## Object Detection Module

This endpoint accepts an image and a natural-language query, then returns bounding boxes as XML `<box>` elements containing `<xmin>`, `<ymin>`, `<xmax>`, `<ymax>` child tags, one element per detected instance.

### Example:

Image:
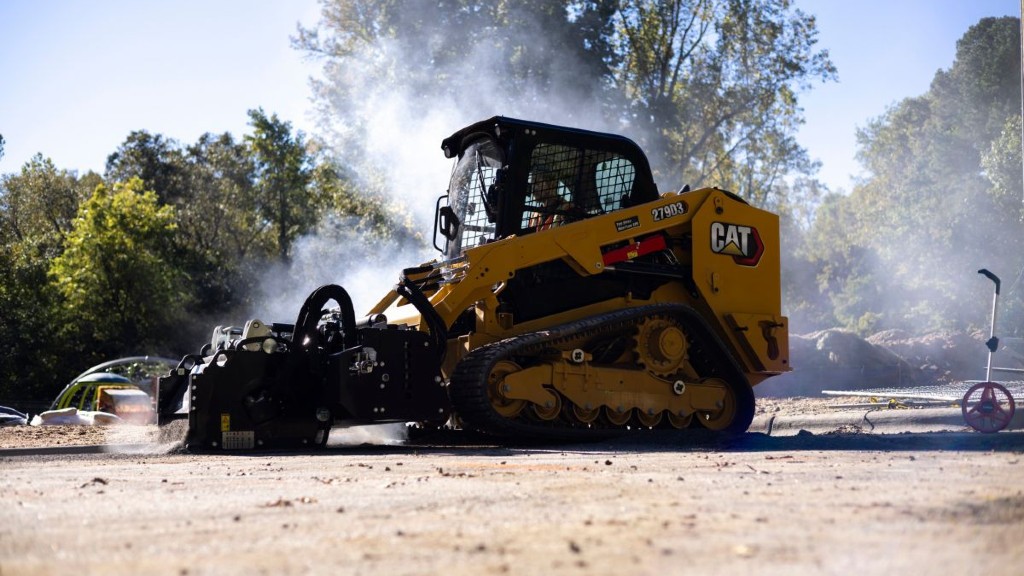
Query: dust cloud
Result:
<box><xmin>327</xmin><ymin>423</ymin><xmax>408</xmax><ymax>447</ymax></box>
<box><xmin>253</xmin><ymin>5</ymin><xmax>619</xmax><ymax>322</ymax></box>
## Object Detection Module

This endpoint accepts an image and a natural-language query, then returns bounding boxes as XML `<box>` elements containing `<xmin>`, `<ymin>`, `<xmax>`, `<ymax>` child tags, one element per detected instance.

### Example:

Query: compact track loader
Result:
<box><xmin>158</xmin><ymin>117</ymin><xmax>789</xmax><ymax>449</ymax></box>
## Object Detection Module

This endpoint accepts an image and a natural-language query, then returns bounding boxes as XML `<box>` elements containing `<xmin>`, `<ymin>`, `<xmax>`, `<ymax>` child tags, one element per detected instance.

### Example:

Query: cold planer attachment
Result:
<box><xmin>159</xmin><ymin>283</ymin><xmax>450</xmax><ymax>450</ymax></box>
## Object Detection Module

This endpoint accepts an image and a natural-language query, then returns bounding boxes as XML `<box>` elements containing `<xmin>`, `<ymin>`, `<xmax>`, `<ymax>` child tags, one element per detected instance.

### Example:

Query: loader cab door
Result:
<box><xmin>439</xmin><ymin>136</ymin><xmax>505</xmax><ymax>258</ymax></box>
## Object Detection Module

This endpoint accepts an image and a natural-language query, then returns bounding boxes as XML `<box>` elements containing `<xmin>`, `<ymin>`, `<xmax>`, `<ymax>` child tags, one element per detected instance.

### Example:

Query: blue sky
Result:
<box><xmin>0</xmin><ymin>0</ymin><xmax>321</xmax><ymax>175</ymax></box>
<box><xmin>0</xmin><ymin>0</ymin><xmax>1020</xmax><ymax>193</ymax></box>
<box><xmin>798</xmin><ymin>0</ymin><xmax>1020</xmax><ymax>191</ymax></box>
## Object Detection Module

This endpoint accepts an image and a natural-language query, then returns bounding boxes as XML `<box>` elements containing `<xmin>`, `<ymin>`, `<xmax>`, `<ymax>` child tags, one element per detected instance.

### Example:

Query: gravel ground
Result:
<box><xmin>0</xmin><ymin>396</ymin><xmax>865</xmax><ymax>450</ymax></box>
<box><xmin>2</xmin><ymin>397</ymin><xmax>1023</xmax><ymax>575</ymax></box>
<box><xmin>0</xmin><ymin>423</ymin><xmax>159</xmax><ymax>449</ymax></box>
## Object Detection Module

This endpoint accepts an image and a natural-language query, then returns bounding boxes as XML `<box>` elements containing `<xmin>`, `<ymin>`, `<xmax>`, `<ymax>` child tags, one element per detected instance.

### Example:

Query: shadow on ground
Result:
<box><xmin>4</xmin><ymin>428</ymin><xmax>1023</xmax><ymax>459</ymax></box>
<box><xmin>258</xmin><ymin>428</ymin><xmax>1024</xmax><ymax>456</ymax></box>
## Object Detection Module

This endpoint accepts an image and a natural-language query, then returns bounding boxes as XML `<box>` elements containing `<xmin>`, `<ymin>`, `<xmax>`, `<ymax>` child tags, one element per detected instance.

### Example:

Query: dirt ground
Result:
<box><xmin>0</xmin><ymin>396</ymin><xmax>859</xmax><ymax>450</ymax></box>
<box><xmin>2</xmin><ymin>398</ymin><xmax>1023</xmax><ymax>575</ymax></box>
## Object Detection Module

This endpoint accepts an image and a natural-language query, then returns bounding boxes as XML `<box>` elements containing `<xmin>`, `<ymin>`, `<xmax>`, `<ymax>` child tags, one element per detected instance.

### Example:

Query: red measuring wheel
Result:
<box><xmin>961</xmin><ymin>382</ymin><xmax>1016</xmax><ymax>433</ymax></box>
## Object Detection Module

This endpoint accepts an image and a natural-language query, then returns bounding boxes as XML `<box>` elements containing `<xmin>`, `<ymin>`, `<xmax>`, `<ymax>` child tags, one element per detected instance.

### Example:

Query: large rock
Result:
<box><xmin>756</xmin><ymin>328</ymin><xmax>1014</xmax><ymax>398</ymax></box>
<box><xmin>865</xmin><ymin>329</ymin><xmax>990</xmax><ymax>383</ymax></box>
<box><xmin>758</xmin><ymin>329</ymin><xmax>924</xmax><ymax>397</ymax></box>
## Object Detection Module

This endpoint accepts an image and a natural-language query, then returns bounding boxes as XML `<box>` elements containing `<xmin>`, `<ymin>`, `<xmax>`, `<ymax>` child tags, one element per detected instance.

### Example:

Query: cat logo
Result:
<box><xmin>710</xmin><ymin>222</ymin><xmax>764</xmax><ymax>266</ymax></box>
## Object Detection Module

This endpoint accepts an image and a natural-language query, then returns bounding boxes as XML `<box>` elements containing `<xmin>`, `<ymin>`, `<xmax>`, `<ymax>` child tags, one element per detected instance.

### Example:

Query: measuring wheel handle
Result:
<box><xmin>961</xmin><ymin>382</ymin><xmax>1015</xmax><ymax>433</ymax></box>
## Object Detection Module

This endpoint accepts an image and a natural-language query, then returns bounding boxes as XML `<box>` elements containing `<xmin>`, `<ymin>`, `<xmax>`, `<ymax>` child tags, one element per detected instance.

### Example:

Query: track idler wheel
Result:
<box><xmin>571</xmin><ymin>403</ymin><xmax>601</xmax><ymax>424</ymax></box>
<box><xmin>604</xmin><ymin>406</ymin><xmax>633</xmax><ymax>426</ymax></box>
<box><xmin>487</xmin><ymin>360</ymin><xmax>526</xmax><ymax>418</ymax></box>
<box><xmin>530</xmin><ymin>391</ymin><xmax>562</xmax><ymax>421</ymax></box>
<box><xmin>667</xmin><ymin>411</ymin><xmax>694</xmax><ymax>429</ymax></box>
<box><xmin>694</xmin><ymin>377</ymin><xmax>755</xmax><ymax>433</ymax></box>
<box><xmin>636</xmin><ymin>409</ymin><xmax>663</xmax><ymax>428</ymax></box>
<box><xmin>962</xmin><ymin>382</ymin><xmax>1016</xmax><ymax>433</ymax></box>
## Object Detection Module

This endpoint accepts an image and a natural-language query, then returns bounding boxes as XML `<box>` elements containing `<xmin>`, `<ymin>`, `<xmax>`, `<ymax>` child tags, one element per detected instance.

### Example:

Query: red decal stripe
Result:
<box><xmin>602</xmin><ymin>235</ymin><xmax>668</xmax><ymax>266</ymax></box>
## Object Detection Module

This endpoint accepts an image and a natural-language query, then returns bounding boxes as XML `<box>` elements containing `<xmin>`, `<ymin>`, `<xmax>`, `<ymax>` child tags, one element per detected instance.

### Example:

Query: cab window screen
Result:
<box><xmin>447</xmin><ymin>138</ymin><xmax>502</xmax><ymax>256</ymax></box>
<box><xmin>595</xmin><ymin>157</ymin><xmax>636</xmax><ymax>212</ymax></box>
<box><xmin>521</xmin><ymin>143</ymin><xmax>637</xmax><ymax>231</ymax></box>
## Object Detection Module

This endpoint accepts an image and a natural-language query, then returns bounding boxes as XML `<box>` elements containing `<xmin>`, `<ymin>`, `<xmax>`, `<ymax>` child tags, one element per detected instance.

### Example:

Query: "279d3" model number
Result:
<box><xmin>651</xmin><ymin>201</ymin><xmax>687</xmax><ymax>222</ymax></box>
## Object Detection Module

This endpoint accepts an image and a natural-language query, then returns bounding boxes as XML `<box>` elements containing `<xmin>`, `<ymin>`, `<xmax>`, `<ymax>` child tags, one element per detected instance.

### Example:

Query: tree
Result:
<box><xmin>981</xmin><ymin>113</ymin><xmax>1024</xmax><ymax>211</ymax></box>
<box><xmin>174</xmin><ymin>132</ymin><xmax>265</xmax><ymax>314</ymax></box>
<box><xmin>1</xmin><ymin>116</ymin><xmax>420</xmax><ymax>406</ymax></box>
<box><xmin>49</xmin><ymin>178</ymin><xmax>188</xmax><ymax>356</ymax></box>
<box><xmin>295</xmin><ymin>0</ymin><xmax>620</xmax><ymax>122</ymax></box>
<box><xmin>104</xmin><ymin>129</ymin><xmax>269</xmax><ymax>315</ymax></box>
<box><xmin>245</xmin><ymin>108</ymin><xmax>319</xmax><ymax>261</ymax></box>
<box><xmin>0</xmin><ymin>158</ymin><xmax>99</xmax><ymax>402</ymax></box>
<box><xmin>0</xmin><ymin>158</ymin><xmax>97</xmax><ymax>336</ymax></box>
<box><xmin>1</xmin><ymin>155</ymin><xmax>92</xmax><ymax>250</ymax></box>
<box><xmin>614</xmin><ymin>0</ymin><xmax>835</xmax><ymax>202</ymax></box>
<box><xmin>798</xmin><ymin>17</ymin><xmax>1023</xmax><ymax>334</ymax></box>
<box><xmin>106</xmin><ymin>131</ymin><xmax>189</xmax><ymax>204</ymax></box>
<box><xmin>309</xmin><ymin>158</ymin><xmax>419</xmax><ymax>242</ymax></box>
<box><xmin>102</xmin><ymin>117</ymin><xmax>417</xmax><ymax>321</ymax></box>
<box><xmin>295</xmin><ymin>0</ymin><xmax>834</xmax><ymax>207</ymax></box>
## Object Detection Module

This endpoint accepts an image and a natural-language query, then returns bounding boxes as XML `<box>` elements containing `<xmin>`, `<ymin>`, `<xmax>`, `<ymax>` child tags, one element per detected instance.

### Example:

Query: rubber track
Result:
<box><xmin>448</xmin><ymin>303</ymin><xmax>754</xmax><ymax>441</ymax></box>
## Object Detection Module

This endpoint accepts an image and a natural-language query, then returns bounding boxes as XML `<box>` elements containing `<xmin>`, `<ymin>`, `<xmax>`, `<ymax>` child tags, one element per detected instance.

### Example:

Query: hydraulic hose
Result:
<box><xmin>292</xmin><ymin>284</ymin><xmax>358</xmax><ymax>352</ymax></box>
<box><xmin>396</xmin><ymin>275</ymin><xmax>448</xmax><ymax>363</ymax></box>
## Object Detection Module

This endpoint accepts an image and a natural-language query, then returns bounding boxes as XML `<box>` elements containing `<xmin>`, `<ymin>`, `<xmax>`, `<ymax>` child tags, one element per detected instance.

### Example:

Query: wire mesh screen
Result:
<box><xmin>522</xmin><ymin>144</ymin><xmax>637</xmax><ymax>232</ymax></box>
<box><xmin>448</xmin><ymin>140</ymin><xmax>501</xmax><ymax>254</ymax></box>
<box><xmin>455</xmin><ymin>164</ymin><xmax>497</xmax><ymax>251</ymax></box>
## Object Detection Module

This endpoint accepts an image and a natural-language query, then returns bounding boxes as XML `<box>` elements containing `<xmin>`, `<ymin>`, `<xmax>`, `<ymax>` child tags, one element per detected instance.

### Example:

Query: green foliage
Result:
<box><xmin>310</xmin><ymin>159</ymin><xmax>419</xmax><ymax>242</ymax></box>
<box><xmin>104</xmin><ymin>118</ymin><xmax>416</xmax><ymax>320</ymax></box>
<box><xmin>797</xmin><ymin>16</ymin><xmax>1024</xmax><ymax>335</ymax></box>
<box><xmin>49</xmin><ymin>178</ymin><xmax>188</xmax><ymax>355</ymax></box>
<box><xmin>296</xmin><ymin>0</ymin><xmax>619</xmax><ymax>112</ymax></box>
<box><xmin>174</xmin><ymin>132</ymin><xmax>264</xmax><ymax>313</ymax></box>
<box><xmin>1</xmin><ymin>155</ymin><xmax>91</xmax><ymax>251</ymax></box>
<box><xmin>982</xmin><ymin>114</ymin><xmax>1024</xmax><ymax>206</ymax></box>
<box><xmin>245</xmin><ymin>108</ymin><xmax>320</xmax><ymax>261</ymax></box>
<box><xmin>0</xmin><ymin>113</ymin><xmax>417</xmax><ymax>406</ymax></box>
<box><xmin>0</xmin><ymin>238</ymin><xmax>64</xmax><ymax>404</ymax></box>
<box><xmin>106</xmin><ymin>131</ymin><xmax>189</xmax><ymax>204</ymax></box>
<box><xmin>615</xmin><ymin>0</ymin><xmax>835</xmax><ymax>203</ymax></box>
<box><xmin>297</xmin><ymin>0</ymin><xmax>834</xmax><ymax>208</ymax></box>
<box><xmin>0</xmin><ymin>158</ymin><xmax>102</xmax><ymax>403</ymax></box>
